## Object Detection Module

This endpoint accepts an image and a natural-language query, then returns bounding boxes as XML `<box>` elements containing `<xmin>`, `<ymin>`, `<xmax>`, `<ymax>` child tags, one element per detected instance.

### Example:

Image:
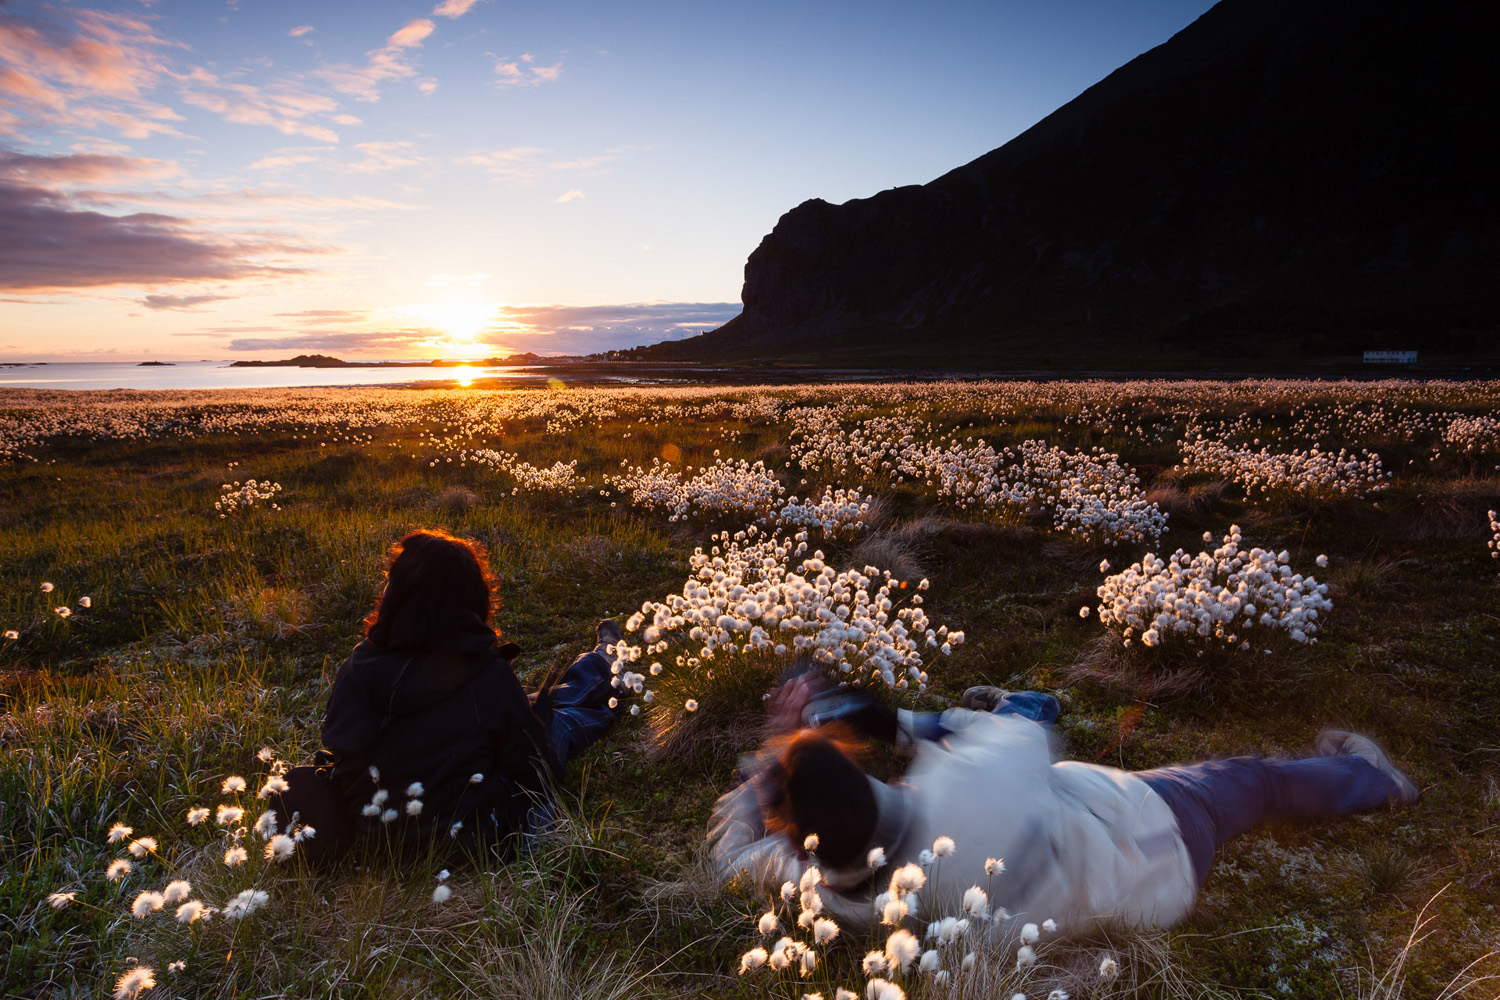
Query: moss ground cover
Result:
<box><xmin>1</xmin><ymin>380</ymin><xmax>1497</xmax><ymax>998</ymax></box>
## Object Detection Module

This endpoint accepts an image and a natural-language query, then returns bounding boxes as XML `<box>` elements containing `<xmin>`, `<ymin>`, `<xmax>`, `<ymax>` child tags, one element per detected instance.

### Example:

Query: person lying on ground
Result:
<box><xmin>709</xmin><ymin>667</ymin><xmax>1419</xmax><ymax>938</ymax></box>
<box><xmin>287</xmin><ymin>529</ymin><xmax>625</xmax><ymax>860</ymax></box>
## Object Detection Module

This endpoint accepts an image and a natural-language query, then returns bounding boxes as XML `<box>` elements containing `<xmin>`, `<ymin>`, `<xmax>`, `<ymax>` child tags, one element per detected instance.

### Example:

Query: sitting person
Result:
<box><xmin>709</xmin><ymin>668</ymin><xmax>1419</xmax><ymax>936</ymax></box>
<box><xmin>316</xmin><ymin>529</ymin><xmax>623</xmax><ymax>856</ymax></box>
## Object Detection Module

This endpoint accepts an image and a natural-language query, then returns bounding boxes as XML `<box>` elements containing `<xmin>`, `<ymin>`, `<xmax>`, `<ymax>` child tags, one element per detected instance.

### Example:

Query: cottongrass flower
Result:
<box><xmin>406</xmin><ymin>781</ymin><xmax>425</xmax><ymax>797</ymax></box>
<box><xmin>1016</xmin><ymin>944</ymin><xmax>1037</xmax><ymax>969</ymax></box>
<box><xmin>371</xmin><ymin>788</ymin><xmax>390</xmax><ymax>807</ymax></box>
<box><xmin>257</xmin><ymin>775</ymin><xmax>290</xmax><ymax>799</ymax></box>
<box><xmin>222</xmin><ymin>888</ymin><xmax>269</xmax><ymax>919</ymax></box>
<box><xmin>1099</xmin><ymin>955</ymin><xmax>1120</xmax><ymax>978</ymax></box>
<box><xmin>3</xmin><ymin>630</ymin><xmax>17</xmax><ymax>640</ymax></box>
<box><xmin>47</xmin><ymin>891</ymin><xmax>76</xmax><ymax>910</ymax></box>
<box><xmin>685</xmin><ymin>699</ymin><xmax>699</xmax><ymax>712</ymax></box>
<box><xmin>131</xmin><ymin>890</ymin><xmax>165</xmax><ymax>918</ymax></box>
<box><xmin>112</xmin><ymin>966</ymin><xmax>155</xmax><ymax>999</ymax></box>
<box><xmin>962</xmin><ymin>885</ymin><xmax>988</xmax><ymax>918</ymax></box>
<box><xmin>162</xmin><ymin>880</ymin><xmax>192</xmax><ymax>905</ymax></box>
<box><xmin>126</xmin><ymin>837</ymin><xmax>157</xmax><ymax>859</ymax></box>
<box><xmin>432</xmin><ymin>884</ymin><xmax>452</xmax><ymax>904</ymax></box>
<box><xmin>866</xmin><ymin>979</ymin><xmax>906</xmax><ymax>1000</ymax></box>
<box><xmin>448</xmin><ymin>820</ymin><xmax>463</xmax><ymax>837</ymax></box>
<box><xmin>293</xmin><ymin>824</ymin><xmax>316</xmax><ymax>842</ymax></box>
<box><xmin>78</xmin><ymin>595</ymin><xmax>91</xmax><ymax>608</ymax></box>
<box><xmin>758</xmin><ymin>911</ymin><xmax>779</xmax><ymax>935</ymax></box>
<box><xmin>223</xmin><ymin>846</ymin><xmax>248</xmax><ymax>867</ymax></box>
<box><xmin>216</xmin><ymin>802</ymin><xmax>245</xmax><ymax>824</ymax></box>
<box><xmin>885</xmin><ymin>928</ymin><xmax>920</xmax><ymax>971</ymax></box>
<box><xmin>221</xmin><ymin>775</ymin><xmax>247</xmax><ymax>794</ymax></box>
<box><xmin>739</xmin><ymin>947</ymin><xmax>769</xmax><ymax>973</ymax></box>
<box><xmin>1049</xmin><ymin>992</ymin><xmax>1070</xmax><ymax>1000</ymax></box>
<box><xmin>932</xmin><ymin>835</ymin><xmax>955</xmax><ymax>857</ymax></box>
<box><xmin>919</xmin><ymin>949</ymin><xmax>940</xmax><ymax>973</ymax></box>
<box><xmin>891</xmin><ymin>863</ymin><xmax>926</xmax><ymax>893</ymax></box>
<box><xmin>256</xmin><ymin>746</ymin><xmax>274</xmax><ymax>762</ymax></box>
<box><xmin>1020</xmin><ymin>922</ymin><xmax>1040</xmax><ymax>944</ymax></box>
<box><xmin>381</xmin><ymin>808</ymin><xmax>398</xmax><ymax>823</ymax></box>
<box><xmin>1042</xmin><ymin>918</ymin><xmax>1058</xmax><ymax>933</ymax></box>
<box><xmin>176</xmin><ymin>900</ymin><xmax>209</xmax><ymax>924</ymax></box>
<box><xmin>867</xmin><ymin>846</ymin><xmax>886</xmax><ymax>869</ymax></box>
<box><xmin>167</xmin><ymin>960</ymin><xmax>186</xmax><ymax>972</ymax></box>
<box><xmin>185</xmin><ymin>807</ymin><xmax>209</xmax><ymax>826</ymax></box>
<box><xmin>107</xmin><ymin>823</ymin><xmax>133</xmax><ymax>843</ymax></box>
<box><xmin>406</xmin><ymin>799</ymin><xmax>424</xmax><ymax>816</ymax></box>
<box><xmin>985</xmin><ymin>857</ymin><xmax>1005</xmax><ymax>875</ymax></box>
<box><xmin>813</xmin><ymin>916</ymin><xmax>840</xmax><ymax>944</ymax></box>
<box><xmin>106</xmin><ymin>859</ymin><xmax>131</xmax><ymax>881</ymax></box>
<box><xmin>862</xmin><ymin>951</ymin><xmax>889</xmax><ymax>975</ymax></box>
<box><xmin>804</xmin><ymin>833</ymin><xmax>820</xmax><ymax>852</ymax></box>
<box><xmin>40</xmin><ymin>582</ymin><xmax>53</xmax><ymax>593</ymax></box>
<box><xmin>361</xmin><ymin>804</ymin><xmax>380</xmax><ymax>818</ymax></box>
<box><xmin>469</xmin><ymin>772</ymin><xmax>484</xmax><ymax>783</ymax></box>
<box><xmin>263</xmin><ymin>834</ymin><xmax>295</xmax><ymax>862</ymax></box>
<box><xmin>253</xmin><ymin>810</ymin><xmax>278</xmax><ymax>838</ymax></box>
<box><xmin>836</xmin><ymin>990</ymin><xmax>858</xmax><ymax>1000</ymax></box>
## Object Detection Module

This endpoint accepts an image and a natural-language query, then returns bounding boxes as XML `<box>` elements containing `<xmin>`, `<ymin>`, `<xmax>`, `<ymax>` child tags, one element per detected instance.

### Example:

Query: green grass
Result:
<box><xmin>1</xmin><ymin>381</ymin><xmax>1498</xmax><ymax>999</ymax></box>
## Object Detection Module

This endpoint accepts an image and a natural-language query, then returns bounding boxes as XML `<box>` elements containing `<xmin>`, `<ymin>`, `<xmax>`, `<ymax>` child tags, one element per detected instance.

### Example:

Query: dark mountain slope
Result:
<box><xmin>646</xmin><ymin>0</ymin><xmax>1497</xmax><ymax>363</ymax></box>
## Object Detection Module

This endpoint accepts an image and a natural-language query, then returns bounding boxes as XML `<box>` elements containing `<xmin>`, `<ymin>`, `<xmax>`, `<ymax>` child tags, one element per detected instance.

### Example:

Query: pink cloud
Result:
<box><xmin>456</xmin><ymin>146</ymin><xmax>545</xmax><ymax>182</ymax></box>
<box><xmin>288</xmin><ymin>25</ymin><xmax>315</xmax><ymax>38</ymax></box>
<box><xmin>432</xmin><ymin>0</ymin><xmax>484</xmax><ymax>18</ymax></box>
<box><xmin>315</xmin><ymin>18</ymin><xmax>437</xmax><ymax>102</ymax></box>
<box><xmin>0</xmin><ymin>152</ymin><xmax>323</xmax><ymax>293</ymax></box>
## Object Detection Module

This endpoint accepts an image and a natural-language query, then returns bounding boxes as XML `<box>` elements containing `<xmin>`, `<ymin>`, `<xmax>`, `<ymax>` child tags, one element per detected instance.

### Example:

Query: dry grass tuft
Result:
<box><xmin>1406</xmin><ymin>478</ymin><xmax>1500</xmax><ymax>539</ymax></box>
<box><xmin>846</xmin><ymin>530</ymin><xmax>925</xmax><ymax>584</ymax></box>
<box><xmin>429</xmin><ymin>484</ymin><xmax>479</xmax><ymax>515</ymax></box>
<box><xmin>1331</xmin><ymin>555</ymin><xmax>1413</xmax><ymax>600</ymax></box>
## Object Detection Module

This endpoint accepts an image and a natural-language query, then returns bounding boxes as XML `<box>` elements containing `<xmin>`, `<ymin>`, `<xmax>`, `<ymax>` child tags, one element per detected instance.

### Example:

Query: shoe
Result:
<box><xmin>596</xmin><ymin>618</ymin><xmax>624</xmax><ymax>650</ymax></box>
<box><xmin>962</xmin><ymin>685</ymin><xmax>1007</xmax><ymax>713</ymax></box>
<box><xmin>1316</xmin><ymin>729</ymin><xmax>1421</xmax><ymax>806</ymax></box>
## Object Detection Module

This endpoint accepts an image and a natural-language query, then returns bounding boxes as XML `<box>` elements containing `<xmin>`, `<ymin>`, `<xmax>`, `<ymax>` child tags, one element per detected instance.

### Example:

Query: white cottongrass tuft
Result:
<box><xmin>984</xmin><ymin>856</ymin><xmax>1005</xmax><ymax>875</ymax></box>
<box><xmin>803</xmin><ymin>832</ymin><xmax>820</xmax><ymax>852</ymax></box>
<box><xmin>176</xmin><ymin>899</ymin><xmax>209</xmax><ymax>924</ymax></box>
<box><xmin>47</xmin><ymin>891</ymin><xmax>76</xmax><ymax>910</ymax></box>
<box><xmin>406</xmin><ymin>781</ymin><xmax>425</xmax><ymax>797</ymax></box>
<box><xmin>865</xmin><ymin>979</ymin><xmax>906</xmax><ymax>1000</ymax></box>
<box><xmin>371</xmin><ymin>788</ymin><xmax>390</xmax><ymax>806</ymax></box>
<box><xmin>222</xmin><ymin>888</ymin><xmax>270</xmax><ymax>919</ymax></box>
<box><xmin>469</xmin><ymin>772</ymin><xmax>484</xmax><ymax>783</ymax></box>
<box><xmin>1042</xmin><ymin>918</ymin><xmax>1058</xmax><ymax>933</ymax></box>
<box><xmin>106</xmin><ymin>859</ymin><xmax>131</xmax><ymax>881</ymax></box>
<box><xmin>885</xmin><ymin>928</ymin><xmax>920</xmax><ymax>971</ymax></box>
<box><xmin>216</xmin><ymin>804</ymin><xmax>244</xmax><ymax>826</ymax></box>
<box><xmin>1016</xmin><ymin>944</ymin><xmax>1037</xmax><ymax>968</ymax></box>
<box><xmin>1020</xmin><ymin>922</ymin><xmax>1040</xmax><ymax>944</ymax></box>
<box><xmin>112</xmin><ymin>966</ymin><xmax>155</xmax><ymax>999</ymax></box>
<box><xmin>221</xmin><ymin>775</ymin><xmax>247</xmax><ymax>794</ymax></box>
<box><xmin>167</xmin><ymin>960</ymin><xmax>185</xmax><ymax>972</ymax></box>
<box><xmin>432</xmin><ymin>884</ymin><xmax>452</xmax><ymax>904</ymax></box>
<box><xmin>739</xmin><ymin>947</ymin><xmax>769</xmax><ymax>973</ymax></box>
<box><xmin>2</xmin><ymin>630</ymin><xmax>16</xmax><ymax>640</ymax></box>
<box><xmin>1099</xmin><ymin>954</ymin><xmax>1120</xmax><ymax>978</ymax></box>
<box><xmin>932</xmin><ymin>835</ymin><xmax>955</xmax><ymax>857</ymax></box>
<box><xmin>862</xmin><ymin>950</ymin><xmax>889</xmax><ymax>975</ymax></box>
<box><xmin>867</xmin><ymin>846</ymin><xmax>886</xmax><ymax>869</ymax></box>
<box><xmin>890</xmin><ymin>863</ymin><xmax>926</xmax><ymax>893</ymax></box>
<box><xmin>40</xmin><ymin>582</ymin><xmax>53</xmax><ymax>592</ymax></box>
<box><xmin>253</xmin><ymin>810</ymin><xmax>278</xmax><ymax>839</ymax></box>
<box><xmin>263</xmin><ymin>833</ymin><xmax>295</xmax><ymax>862</ymax></box>
<box><xmin>406</xmin><ymin>798</ymin><xmax>424</xmax><ymax>816</ymax></box>
<box><xmin>185</xmin><ymin>807</ymin><xmax>210</xmax><ymax>826</ymax></box>
<box><xmin>126</xmin><ymin>837</ymin><xmax>157</xmax><ymax>859</ymax></box>
<box><xmin>381</xmin><ymin>808</ymin><xmax>398</xmax><ymax>823</ymax></box>
<box><xmin>162</xmin><ymin>880</ymin><xmax>192</xmax><ymax>905</ymax></box>
<box><xmin>255</xmin><ymin>746</ymin><xmax>275</xmax><ymax>762</ymax></box>
<box><xmin>131</xmin><ymin>890</ymin><xmax>165</xmax><ymax>918</ymax></box>
<box><xmin>685</xmin><ymin>699</ymin><xmax>699</xmax><ymax>712</ymax></box>
<box><xmin>919</xmin><ymin>949</ymin><xmax>940</xmax><ymax>973</ymax></box>
<box><xmin>962</xmin><ymin>885</ymin><xmax>988</xmax><ymax>919</ymax></box>
<box><xmin>107</xmin><ymin>823</ymin><xmax>133</xmax><ymax>843</ymax></box>
<box><xmin>257</xmin><ymin>776</ymin><xmax>290</xmax><ymax>799</ymax></box>
<box><xmin>813</xmin><ymin>916</ymin><xmax>840</xmax><ymax>944</ymax></box>
<box><xmin>223</xmin><ymin>846</ymin><xmax>248</xmax><ymax>867</ymax></box>
<box><xmin>758</xmin><ymin>911</ymin><xmax>778</xmax><ymax>935</ymax></box>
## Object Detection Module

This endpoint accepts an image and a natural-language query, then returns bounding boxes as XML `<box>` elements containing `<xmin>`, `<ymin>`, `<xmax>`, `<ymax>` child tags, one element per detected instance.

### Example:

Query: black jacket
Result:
<box><xmin>321</xmin><ymin>613</ymin><xmax>558</xmax><ymax>850</ymax></box>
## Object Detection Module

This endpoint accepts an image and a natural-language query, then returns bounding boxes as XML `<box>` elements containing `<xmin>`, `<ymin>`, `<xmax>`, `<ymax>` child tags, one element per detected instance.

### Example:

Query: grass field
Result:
<box><xmin>2</xmin><ymin>379</ymin><xmax>1498</xmax><ymax>999</ymax></box>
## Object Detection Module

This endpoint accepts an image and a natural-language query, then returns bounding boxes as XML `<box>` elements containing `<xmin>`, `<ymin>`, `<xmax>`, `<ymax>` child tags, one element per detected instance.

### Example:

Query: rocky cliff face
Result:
<box><xmin>662</xmin><ymin>0</ymin><xmax>1497</xmax><ymax>362</ymax></box>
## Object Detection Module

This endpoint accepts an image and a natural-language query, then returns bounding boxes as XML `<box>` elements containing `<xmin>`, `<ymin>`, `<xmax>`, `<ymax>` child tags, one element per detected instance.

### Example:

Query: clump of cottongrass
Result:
<box><xmin>222</xmin><ymin>888</ymin><xmax>269</xmax><ymax>919</ymax></box>
<box><xmin>106</xmin><ymin>859</ymin><xmax>131</xmax><ymax>881</ymax></box>
<box><xmin>112</xmin><ymin>966</ymin><xmax>155</xmax><ymax>1000</ymax></box>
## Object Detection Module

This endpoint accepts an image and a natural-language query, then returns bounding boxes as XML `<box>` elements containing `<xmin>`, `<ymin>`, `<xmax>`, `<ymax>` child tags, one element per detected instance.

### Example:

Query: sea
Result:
<box><xmin>0</xmin><ymin>361</ymin><xmax>541</xmax><ymax>392</ymax></box>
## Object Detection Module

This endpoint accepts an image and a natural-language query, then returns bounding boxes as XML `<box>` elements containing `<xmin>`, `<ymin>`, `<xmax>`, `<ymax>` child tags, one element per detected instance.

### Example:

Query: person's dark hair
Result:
<box><xmin>762</xmin><ymin>724</ymin><xmax>878</xmax><ymax>870</ymax></box>
<box><xmin>363</xmin><ymin>530</ymin><xmax>498</xmax><ymax>651</ymax></box>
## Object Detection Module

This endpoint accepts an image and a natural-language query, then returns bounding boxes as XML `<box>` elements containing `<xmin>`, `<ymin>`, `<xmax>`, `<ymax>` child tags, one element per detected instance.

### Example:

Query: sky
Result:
<box><xmin>0</xmin><ymin>0</ymin><xmax>1218</xmax><ymax>361</ymax></box>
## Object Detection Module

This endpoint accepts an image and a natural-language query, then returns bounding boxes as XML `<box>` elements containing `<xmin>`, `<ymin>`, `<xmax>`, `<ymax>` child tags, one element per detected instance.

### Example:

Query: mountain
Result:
<box><xmin>640</xmin><ymin>0</ymin><xmax>1497</xmax><ymax>364</ymax></box>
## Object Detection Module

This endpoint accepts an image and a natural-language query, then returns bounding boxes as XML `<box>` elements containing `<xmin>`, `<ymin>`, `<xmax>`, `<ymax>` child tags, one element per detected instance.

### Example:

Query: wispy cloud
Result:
<box><xmin>490</xmin><ymin>302</ymin><xmax>740</xmax><ymax>353</ymax></box>
<box><xmin>248</xmin><ymin>145</ymin><xmax>336</xmax><ymax>171</ymax></box>
<box><xmin>493</xmin><ymin>53</ymin><xmax>562</xmax><ymax>88</ymax></box>
<box><xmin>555</xmin><ymin>189</ymin><xmax>584</xmax><ymax>203</ymax></box>
<box><xmin>432</xmin><ymin>0</ymin><xmax>485</xmax><ymax>18</ymax></box>
<box><xmin>288</xmin><ymin>25</ymin><xmax>315</xmax><ymax>38</ymax></box>
<box><xmin>345</xmin><ymin>140</ymin><xmax>428</xmax><ymax>173</ymax></box>
<box><xmin>178</xmin><ymin>67</ymin><xmax>340</xmax><ymax>142</ymax></box>
<box><xmin>316</xmin><ymin>18</ymin><xmax>434</xmax><ymax>102</ymax></box>
<box><xmin>456</xmin><ymin>146</ymin><xmax>545</xmax><ymax>182</ymax></box>
<box><xmin>0</xmin><ymin>3</ymin><xmax>185</xmax><ymax>139</ymax></box>
<box><xmin>0</xmin><ymin>151</ymin><xmax>323</xmax><ymax>292</ymax></box>
<box><xmin>140</xmin><ymin>293</ymin><xmax>235</xmax><ymax>310</ymax></box>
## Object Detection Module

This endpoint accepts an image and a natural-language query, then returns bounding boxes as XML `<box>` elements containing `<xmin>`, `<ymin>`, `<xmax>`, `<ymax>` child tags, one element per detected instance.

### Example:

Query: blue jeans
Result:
<box><xmin>907</xmin><ymin>689</ymin><xmax>1061</xmax><ymax>741</ymax></box>
<box><xmin>547</xmin><ymin>649</ymin><xmax>618</xmax><ymax>763</ymax></box>
<box><xmin>1138</xmin><ymin>756</ymin><xmax>1401</xmax><ymax>885</ymax></box>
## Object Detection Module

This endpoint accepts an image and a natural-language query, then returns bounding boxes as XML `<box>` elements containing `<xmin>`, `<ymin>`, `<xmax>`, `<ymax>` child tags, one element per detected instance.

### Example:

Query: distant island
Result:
<box><xmin>230</xmin><ymin>352</ymin><xmax>565</xmax><ymax>368</ymax></box>
<box><xmin>137</xmin><ymin>361</ymin><xmax>174</xmax><ymax>366</ymax></box>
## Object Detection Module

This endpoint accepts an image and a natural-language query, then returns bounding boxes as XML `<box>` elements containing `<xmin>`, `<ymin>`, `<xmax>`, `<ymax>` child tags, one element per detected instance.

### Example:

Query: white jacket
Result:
<box><xmin>708</xmin><ymin>709</ymin><xmax>1197</xmax><ymax>936</ymax></box>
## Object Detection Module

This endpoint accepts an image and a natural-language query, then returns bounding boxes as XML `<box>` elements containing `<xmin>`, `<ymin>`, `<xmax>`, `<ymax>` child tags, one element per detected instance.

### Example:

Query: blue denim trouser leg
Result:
<box><xmin>906</xmin><ymin>690</ymin><xmax>1061</xmax><ymax>742</ymax></box>
<box><xmin>548</xmin><ymin>649</ymin><xmax>618</xmax><ymax>764</ymax></box>
<box><xmin>1138</xmin><ymin>755</ymin><xmax>1401</xmax><ymax>886</ymax></box>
